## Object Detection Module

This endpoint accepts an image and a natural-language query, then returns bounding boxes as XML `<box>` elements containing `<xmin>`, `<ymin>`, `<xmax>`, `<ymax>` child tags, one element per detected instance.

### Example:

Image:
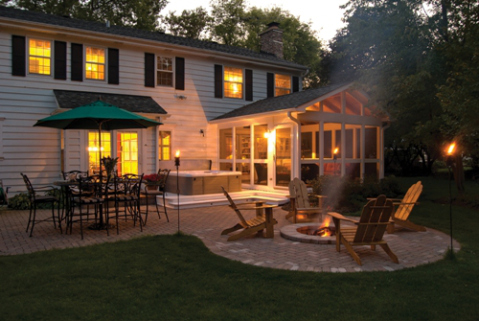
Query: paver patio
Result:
<box><xmin>0</xmin><ymin>205</ymin><xmax>460</xmax><ymax>272</ymax></box>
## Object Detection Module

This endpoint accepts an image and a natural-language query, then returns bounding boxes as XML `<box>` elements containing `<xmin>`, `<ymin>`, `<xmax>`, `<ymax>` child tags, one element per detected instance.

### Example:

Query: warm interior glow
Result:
<box><xmin>447</xmin><ymin>143</ymin><xmax>456</xmax><ymax>156</ymax></box>
<box><xmin>175</xmin><ymin>150</ymin><xmax>180</xmax><ymax>158</ymax></box>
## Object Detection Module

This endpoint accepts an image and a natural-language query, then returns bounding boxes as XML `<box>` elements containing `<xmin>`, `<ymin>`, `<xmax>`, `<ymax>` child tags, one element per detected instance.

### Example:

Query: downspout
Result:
<box><xmin>288</xmin><ymin>112</ymin><xmax>301</xmax><ymax>179</ymax></box>
<box><xmin>380</xmin><ymin>121</ymin><xmax>391</xmax><ymax>179</ymax></box>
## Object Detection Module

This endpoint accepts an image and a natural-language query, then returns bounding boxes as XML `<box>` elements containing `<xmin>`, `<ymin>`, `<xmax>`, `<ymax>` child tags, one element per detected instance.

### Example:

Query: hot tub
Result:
<box><xmin>165</xmin><ymin>170</ymin><xmax>242</xmax><ymax>195</ymax></box>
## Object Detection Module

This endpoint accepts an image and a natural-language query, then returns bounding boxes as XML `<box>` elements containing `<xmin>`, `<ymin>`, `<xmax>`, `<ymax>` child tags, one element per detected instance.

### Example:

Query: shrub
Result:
<box><xmin>8</xmin><ymin>189</ymin><xmax>62</xmax><ymax>210</ymax></box>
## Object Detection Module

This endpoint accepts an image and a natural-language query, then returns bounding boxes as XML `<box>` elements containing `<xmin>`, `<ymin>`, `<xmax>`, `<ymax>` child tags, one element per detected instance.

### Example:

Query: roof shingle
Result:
<box><xmin>0</xmin><ymin>6</ymin><xmax>308</xmax><ymax>70</ymax></box>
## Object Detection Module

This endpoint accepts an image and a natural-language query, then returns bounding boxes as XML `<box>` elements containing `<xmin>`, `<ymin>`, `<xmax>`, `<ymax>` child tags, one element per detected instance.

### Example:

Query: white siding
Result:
<box><xmin>0</xmin><ymin>24</ymin><xmax>303</xmax><ymax>192</ymax></box>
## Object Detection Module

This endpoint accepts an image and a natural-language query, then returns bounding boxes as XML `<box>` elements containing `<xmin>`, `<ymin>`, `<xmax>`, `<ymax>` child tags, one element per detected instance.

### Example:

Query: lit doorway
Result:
<box><xmin>116</xmin><ymin>132</ymin><xmax>138</xmax><ymax>176</ymax></box>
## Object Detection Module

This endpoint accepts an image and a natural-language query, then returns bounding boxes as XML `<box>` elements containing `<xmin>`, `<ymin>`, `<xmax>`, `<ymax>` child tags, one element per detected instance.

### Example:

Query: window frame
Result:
<box><xmin>28</xmin><ymin>37</ymin><xmax>52</xmax><ymax>76</ymax></box>
<box><xmin>85</xmin><ymin>45</ymin><xmax>106</xmax><ymax>81</ymax></box>
<box><xmin>224</xmin><ymin>66</ymin><xmax>244</xmax><ymax>99</ymax></box>
<box><xmin>156</xmin><ymin>56</ymin><xmax>174</xmax><ymax>87</ymax></box>
<box><xmin>158</xmin><ymin>130</ymin><xmax>172</xmax><ymax>161</ymax></box>
<box><xmin>275</xmin><ymin>74</ymin><xmax>291</xmax><ymax>97</ymax></box>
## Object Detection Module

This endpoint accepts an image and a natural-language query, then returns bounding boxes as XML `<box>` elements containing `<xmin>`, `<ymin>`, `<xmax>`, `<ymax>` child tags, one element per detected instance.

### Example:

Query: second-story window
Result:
<box><xmin>275</xmin><ymin>74</ymin><xmax>291</xmax><ymax>96</ymax></box>
<box><xmin>157</xmin><ymin>57</ymin><xmax>173</xmax><ymax>86</ymax></box>
<box><xmin>29</xmin><ymin>39</ymin><xmax>51</xmax><ymax>75</ymax></box>
<box><xmin>85</xmin><ymin>46</ymin><xmax>105</xmax><ymax>80</ymax></box>
<box><xmin>224</xmin><ymin>67</ymin><xmax>243</xmax><ymax>99</ymax></box>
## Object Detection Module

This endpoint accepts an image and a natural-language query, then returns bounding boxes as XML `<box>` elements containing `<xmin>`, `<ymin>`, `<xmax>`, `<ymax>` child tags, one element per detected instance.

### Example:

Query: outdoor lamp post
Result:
<box><xmin>446</xmin><ymin>142</ymin><xmax>456</xmax><ymax>256</ymax></box>
<box><xmin>175</xmin><ymin>150</ymin><xmax>180</xmax><ymax>233</ymax></box>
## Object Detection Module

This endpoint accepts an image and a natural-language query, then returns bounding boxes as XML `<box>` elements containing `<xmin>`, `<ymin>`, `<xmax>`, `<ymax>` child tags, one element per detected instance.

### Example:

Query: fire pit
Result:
<box><xmin>296</xmin><ymin>225</ymin><xmax>335</xmax><ymax>237</ymax></box>
<box><xmin>280</xmin><ymin>221</ymin><xmax>337</xmax><ymax>245</ymax></box>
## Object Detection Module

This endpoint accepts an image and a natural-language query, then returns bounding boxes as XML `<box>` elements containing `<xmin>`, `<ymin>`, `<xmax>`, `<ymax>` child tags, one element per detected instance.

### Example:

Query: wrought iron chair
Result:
<box><xmin>140</xmin><ymin>169</ymin><xmax>170</xmax><ymax>224</ymax></box>
<box><xmin>0</xmin><ymin>179</ymin><xmax>9</xmax><ymax>206</ymax></box>
<box><xmin>66</xmin><ymin>176</ymin><xmax>104</xmax><ymax>239</ymax></box>
<box><xmin>20</xmin><ymin>173</ymin><xmax>60</xmax><ymax>237</ymax></box>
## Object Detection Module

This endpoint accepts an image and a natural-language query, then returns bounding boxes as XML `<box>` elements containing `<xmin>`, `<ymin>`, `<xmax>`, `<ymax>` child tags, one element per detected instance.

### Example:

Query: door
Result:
<box><xmin>116</xmin><ymin>132</ymin><xmax>138</xmax><ymax>176</ymax></box>
<box><xmin>275</xmin><ymin>127</ymin><xmax>292</xmax><ymax>187</ymax></box>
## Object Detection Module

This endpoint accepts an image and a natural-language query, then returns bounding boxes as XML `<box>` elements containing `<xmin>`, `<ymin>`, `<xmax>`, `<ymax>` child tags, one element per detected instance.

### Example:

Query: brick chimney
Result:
<box><xmin>260</xmin><ymin>22</ymin><xmax>284</xmax><ymax>59</ymax></box>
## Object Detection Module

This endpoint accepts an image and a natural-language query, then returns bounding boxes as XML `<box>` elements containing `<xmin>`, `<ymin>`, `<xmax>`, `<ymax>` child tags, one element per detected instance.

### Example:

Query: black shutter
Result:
<box><xmin>267</xmin><ymin>72</ymin><xmax>274</xmax><ymax>98</ymax></box>
<box><xmin>71</xmin><ymin>43</ymin><xmax>83</xmax><ymax>81</ymax></box>
<box><xmin>144</xmin><ymin>53</ymin><xmax>155</xmax><ymax>87</ymax></box>
<box><xmin>214</xmin><ymin>64</ymin><xmax>223</xmax><ymax>98</ymax></box>
<box><xmin>54</xmin><ymin>41</ymin><xmax>67</xmax><ymax>80</ymax></box>
<box><xmin>108</xmin><ymin>48</ymin><xmax>119</xmax><ymax>85</ymax></box>
<box><xmin>175</xmin><ymin>57</ymin><xmax>185</xmax><ymax>90</ymax></box>
<box><xmin>12</xmin><ymin>35</ymin><xmax>26</xmax><ymax>76</ymax></box>
<box><xmin>292</xmin><ymin>76</ymin><xmax>299</xmax><ymax>92</ymax></box>
<box><xmin>245</xmin><ymin>69</ymin><xmax>253</xmax><ymax>101</ymax></box>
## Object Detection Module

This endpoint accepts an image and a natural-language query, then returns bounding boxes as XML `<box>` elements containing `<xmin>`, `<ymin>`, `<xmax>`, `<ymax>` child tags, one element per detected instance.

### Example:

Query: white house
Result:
<box><xmin>0</xmin><ymin>7</ymin><xmax>388</xmax><ymax>195</ymax></box>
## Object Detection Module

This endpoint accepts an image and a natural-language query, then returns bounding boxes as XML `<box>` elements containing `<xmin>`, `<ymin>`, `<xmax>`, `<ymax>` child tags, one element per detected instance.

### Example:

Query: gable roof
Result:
<box><xmin>212</xmin><ymin>82</ymin><xmax>352</xmax><ymax>121</ymax></box>
<box><xmin>0</xmin><ymin>6</ymin><xmax>308</xmax><ymax>71</ymax></box>
<box><xmin>53</xmin><ymin>90</ymin><xmax>167</xmax><ymax>114</ymax></box>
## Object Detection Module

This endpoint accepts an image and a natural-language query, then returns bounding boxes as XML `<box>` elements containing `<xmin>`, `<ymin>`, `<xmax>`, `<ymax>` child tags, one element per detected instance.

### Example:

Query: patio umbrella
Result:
<box><xmin>34</xmin><ymin>99</ymin><xmax>162</xmax><ymax>167</ymax></box>
<box><xmin>34</xmin><ymin>100</ymin><xmax>162</xmax><ymax>229</ymax></box>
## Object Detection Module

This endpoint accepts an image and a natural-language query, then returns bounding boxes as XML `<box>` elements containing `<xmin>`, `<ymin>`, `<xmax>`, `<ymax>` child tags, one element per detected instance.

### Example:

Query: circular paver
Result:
<box><xmin>0</xmin><ymin>206</ymin><xmax>460</xmax><ymax>272</ymax></box>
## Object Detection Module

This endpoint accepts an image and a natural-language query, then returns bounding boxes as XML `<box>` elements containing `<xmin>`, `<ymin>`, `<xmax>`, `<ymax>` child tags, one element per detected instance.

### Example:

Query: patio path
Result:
<box><xmin>0</xmin><ymin>205</ymin><xmax>460</xmax><ymax>272</ymax></box>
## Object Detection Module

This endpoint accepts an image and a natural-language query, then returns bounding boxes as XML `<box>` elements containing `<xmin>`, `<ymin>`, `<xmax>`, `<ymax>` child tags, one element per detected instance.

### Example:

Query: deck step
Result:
<box><xmin>159</xmin><ymin>190</ymin><xmax>289</xmax><ymax>209</ymax></box>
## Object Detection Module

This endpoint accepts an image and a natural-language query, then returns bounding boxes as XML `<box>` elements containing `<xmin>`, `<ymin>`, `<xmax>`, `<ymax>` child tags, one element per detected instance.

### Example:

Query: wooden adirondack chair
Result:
<box><xmin>328</xmin><ymin>195</ymin><xmax>398</xmax><ymax>266</ymax></box>
<box><xmin>221</xmin><ymin>187</ymin><xmax>278</xmax><ymax>241</ymax></box>
<box><xmin>285</xmin><ymin>178</ymin><xmax>325</xmax><ymax>223</ymax></box>
<box><xmin>387</xmin><ymin>181</ymin><xmax>425</xmax><ymax>233</ymax></box>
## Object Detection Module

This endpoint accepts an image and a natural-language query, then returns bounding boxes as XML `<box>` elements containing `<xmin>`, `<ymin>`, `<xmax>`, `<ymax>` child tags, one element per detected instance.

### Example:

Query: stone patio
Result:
<box><xmin>0</xmin><ymin>205</ymin><xmax>460</xmax><ymax>272</ymax></box>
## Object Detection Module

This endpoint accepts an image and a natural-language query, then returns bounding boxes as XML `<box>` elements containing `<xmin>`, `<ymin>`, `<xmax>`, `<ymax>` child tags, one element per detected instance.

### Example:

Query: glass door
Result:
<box><xmin>116</xmin><ymin>132</ymin><xmax>138</xmax><ymax>176</ymax></box>
<box><xmin>275</xmin><ymin>127</ymin><xmax>292</xmax><ymax>187</ymax></box>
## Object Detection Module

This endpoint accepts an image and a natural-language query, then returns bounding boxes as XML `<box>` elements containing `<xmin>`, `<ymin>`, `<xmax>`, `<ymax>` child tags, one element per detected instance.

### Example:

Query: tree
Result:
<box><xmin>160</xmin><ymin>7</ymin><xmax>213</xmax><ymax>39</ymax></box>
<box><xmin>2</xmin><ymin>0</ymin><xmax>167</xmax><ymax>31</ymax></box>
<box><xmin>210</xmin><ymin>0</ymin><xmax>246</xmax><ymax>46</ymax></box>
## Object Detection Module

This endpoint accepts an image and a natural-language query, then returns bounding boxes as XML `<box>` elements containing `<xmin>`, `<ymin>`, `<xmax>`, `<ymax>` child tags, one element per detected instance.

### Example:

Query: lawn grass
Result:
<box><xmin>0</xmin><ymin>177</ymin><xmax>478</xmax><ymax>320</ymax></box>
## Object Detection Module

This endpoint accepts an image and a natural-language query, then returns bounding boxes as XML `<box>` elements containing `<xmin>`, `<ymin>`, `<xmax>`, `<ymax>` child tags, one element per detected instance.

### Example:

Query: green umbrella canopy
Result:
<box><xmin>34</xmin><ymin>100</ymin><xmax>162</xmax><ymax>130</ymax></box>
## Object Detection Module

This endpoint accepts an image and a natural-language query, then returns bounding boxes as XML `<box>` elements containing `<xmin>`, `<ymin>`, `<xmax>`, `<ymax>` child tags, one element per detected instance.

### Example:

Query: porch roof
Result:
<box><xmin>211</xmin><ymin>82</ymin><xmax>352</xmax><ymax>122</ymax></box>
<box><xmin>53</xmin><ymin>90</ymin><xmax>167</xmax><ymax>115</ymax></box>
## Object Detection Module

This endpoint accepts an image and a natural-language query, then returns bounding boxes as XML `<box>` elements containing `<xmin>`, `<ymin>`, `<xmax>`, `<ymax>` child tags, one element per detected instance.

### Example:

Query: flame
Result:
<box><xmin>320</xmin><ymin>216</ymin><xmax>331</xmax><ymax>228</ymax></box>
<box><xmin>333</xmin><ymin>148</ymin><xmax>339</xmax><ymax>155</ymax></box>
<box><xmin>175</xmin><ymin>150</ymin><xmax>180</xmax><ymax>157</ymax></box>
<box><xmin>447</xmin><ymin>143</ymin><xmax>456</xmax><ymax>156</ymax></box>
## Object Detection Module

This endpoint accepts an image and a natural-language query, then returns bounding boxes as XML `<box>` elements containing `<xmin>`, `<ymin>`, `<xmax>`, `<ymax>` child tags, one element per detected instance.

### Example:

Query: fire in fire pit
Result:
<box><xmin>297</xmin><ymin>225</ymin><xmax>335</xmax><ymax>237</ymax></box>
<box><xmin>296</xmin><ymin>217</ymin><xmax>335</xmax><ymax>237</ymax></box>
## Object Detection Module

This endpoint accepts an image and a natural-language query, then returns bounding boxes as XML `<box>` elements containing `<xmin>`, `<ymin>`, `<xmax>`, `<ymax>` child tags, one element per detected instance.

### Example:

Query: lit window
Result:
<box><xmin>275</xmin><ymin>74</ymin><xmax>291</xmax><ymax>96</ymax></box>
<box><xmin>159</xmin><ymin>131</ymin><xmax>172</xmax><ymax>160</ymax></box>
<box><xmin>88</xmin><ymin>132</ymin><xmax>111</xmax><ymax>175</ymax></box>
<box><xmin>157</xmin><ymin>57</ymin><xmax>173</xmax><ymax>86</ymax></box>
<box><xmin>86</xmin><ymin>47</ymin><xmax>105</xmax><ymax>80</ymax></box>
<box><xmin>224</xmin><ymin>67</ymin><xmax>243</xmax><ymax>99</ymax></box>
<box><xmin>29</xmin><ymin>39</ymin><xmax>51</xmax><ymax>75</ymax></box>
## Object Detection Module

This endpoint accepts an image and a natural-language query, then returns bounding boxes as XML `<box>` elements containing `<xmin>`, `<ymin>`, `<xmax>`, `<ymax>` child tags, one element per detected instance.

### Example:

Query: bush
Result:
<box><xmin>8</xmin><ymin>189</ymin><xmax>62</xmax><ymax>210</ymax></box>
<box><xmin>307</xmin><ymin>175</ymin><xmax>404</xmax><ymax>213</ymax></box>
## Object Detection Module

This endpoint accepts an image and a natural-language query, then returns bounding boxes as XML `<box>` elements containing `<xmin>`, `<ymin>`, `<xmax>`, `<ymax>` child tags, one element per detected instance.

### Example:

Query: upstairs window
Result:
<box><xmin>275</xmin><ymin>74</ymin><xmax>291</xmax><ymax>96</ymax></box>
<box><xmin>85</xmin><ymin>46</ymin><xmax>105</xmax><ymax>80</ymax></box>
<box><xmin>224</xmin><ymin>67</ymin><xmax>243</xmax><ymax>99</ymax></box>
<box><xmin>157</xmin><ymin>57</ymin><xmax>173</xmax><ymax>86</ymax></box>
<box><xmin>29</xmin><ymin>39</ymin><xmax>51</xmax><ymax>75</ymax></box>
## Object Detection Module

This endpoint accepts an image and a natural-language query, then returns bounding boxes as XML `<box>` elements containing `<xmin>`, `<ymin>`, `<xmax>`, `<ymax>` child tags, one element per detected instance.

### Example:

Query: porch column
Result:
<box><xmin>341</xmin><ymin>122</ymin><xmax>346</xmax><ymax>177</ymax></box>
<box><xmin>319</xmin><ymin>120</ymin><xmax>324</xmax><ymax>176</ymax></box>
<box><xmin>379</xmin><ymin>126</ymin><xmax>385</xmax><ymax>179</ymax></box>
<box><xmin>360</xmin><ymin>125</ymin><xmax>365</xmax><ymax>181</ymax></box>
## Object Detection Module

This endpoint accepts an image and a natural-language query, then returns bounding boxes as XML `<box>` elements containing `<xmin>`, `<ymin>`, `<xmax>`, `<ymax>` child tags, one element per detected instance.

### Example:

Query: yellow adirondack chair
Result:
<box><xmin>221</xmin><ymin>187</ymin><xmax>278</xmax><ymax>241</ymax></box>
<box><xmin>285</xmin><ymin>178</ymin><xmax>325</xmax><ymax>223</ymax></box>
<box><xmin>387</xmin><ymin>181</ymin><xmax>425</xmax><ymax>233</ymax></box>
<box><xmin>328</xmin><ymin>195</ymin><xmax>398</xmax><ymax>266</ymax></box>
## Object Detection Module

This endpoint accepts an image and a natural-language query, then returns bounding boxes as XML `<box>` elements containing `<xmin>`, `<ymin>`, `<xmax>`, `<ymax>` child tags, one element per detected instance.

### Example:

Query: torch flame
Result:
<box><xmin>175</xmin><ymin>150</ymin><xmax>180</xmax><ymax>157</ymax></box>
<box><xmin>333</xmin><ymin>148</ymin><xmax>339</xmax><ymax>155</ymax></box>
<box><xmin>447</xmin><ymin>143</ymin><xmax>455</xmax><ymax>156</ymax></box>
